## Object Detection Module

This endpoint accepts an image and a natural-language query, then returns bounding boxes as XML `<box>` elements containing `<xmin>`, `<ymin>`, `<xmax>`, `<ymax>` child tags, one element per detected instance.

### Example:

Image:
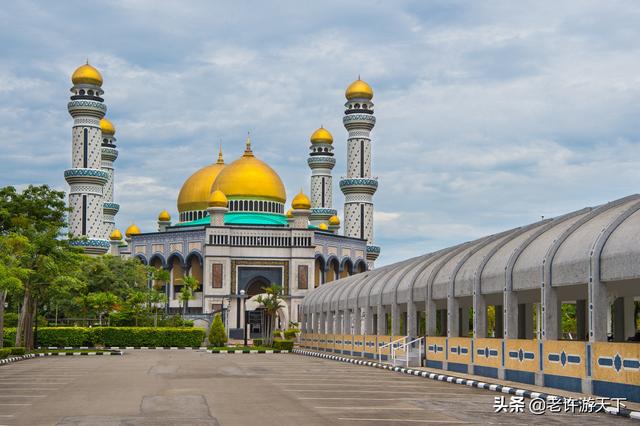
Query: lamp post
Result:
<box><xmin>240</xmin><ymin>289</ymin><xmax>248</xmax><ymax>347</ymax></box>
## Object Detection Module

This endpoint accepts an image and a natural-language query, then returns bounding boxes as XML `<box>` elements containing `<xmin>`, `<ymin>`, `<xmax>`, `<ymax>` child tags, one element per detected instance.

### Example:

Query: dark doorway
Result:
<box><xmin>246</xmin><ymin>277</ymin><xmax>269</xmax><ymax>297</ymax></box>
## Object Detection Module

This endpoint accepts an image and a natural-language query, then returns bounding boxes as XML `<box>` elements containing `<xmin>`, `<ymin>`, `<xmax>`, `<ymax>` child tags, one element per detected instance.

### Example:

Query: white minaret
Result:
<box><xmin>340</xmin><ymin>78</ymin><xmax>380</xmax><ymax>268</ymax></box>
<box><xmin>64</xmin><ymin>62</ymin><xmax>109</xmax><ymax>255</ymax></box>
<box><xmin>100</xmin><ymin>117</ymin><xmax>119</xmax><ymax>240</ymax></box>
<box><xmin>308</xmin><ymin>126</ymin><xmax>337</xmax><ymax>226</ymax></box>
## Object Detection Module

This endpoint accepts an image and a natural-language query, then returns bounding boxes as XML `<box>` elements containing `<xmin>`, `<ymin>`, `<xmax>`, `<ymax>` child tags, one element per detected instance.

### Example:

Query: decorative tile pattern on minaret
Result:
<box><xmin>340</xmin><ymin>78</ymin><xmax>380</xmax><ymax>268</ymax></box>
<box><xmin>308</xmin><ymin>126</ymin><xmax>337</xmax><ymax>226</ymax></box>
<box><xmin>100</xmin><ymin>117</ymin><xmax>119</xmax><ymax>240</ymax></box>
<box><xmin>64</xmin><ymin>63</ymin><xmax>109</xmax><ymax>255</ymax></box>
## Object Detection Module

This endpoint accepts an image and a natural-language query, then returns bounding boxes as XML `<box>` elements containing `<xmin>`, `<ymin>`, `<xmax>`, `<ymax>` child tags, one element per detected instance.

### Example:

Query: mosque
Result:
<box><xmin>64</xmin><ymin>62</ymin><xmax>380</xmax><ymax>337</ymax></box>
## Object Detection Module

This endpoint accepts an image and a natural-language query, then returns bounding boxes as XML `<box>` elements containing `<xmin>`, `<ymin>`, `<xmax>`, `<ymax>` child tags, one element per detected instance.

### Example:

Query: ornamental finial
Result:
<box><xmin>217</xmin><ymin>144</ymin><xmax>224</xmax><ymax>164</ymax></box>
<box><xmin>243</xmin><ymin>132</ymin><xmax>254</xmax><ymax>157</ymax></box>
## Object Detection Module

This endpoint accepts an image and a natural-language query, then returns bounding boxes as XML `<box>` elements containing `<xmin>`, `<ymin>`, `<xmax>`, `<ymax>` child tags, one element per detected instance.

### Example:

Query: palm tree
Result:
<box><xmin>150</xmin><ymin>268</ymin><xmax>170</xmax><ymax>316</ymax></box>
<box><xmin>178</xmin><ymin>275</ymin><xmax>199</xmax><ymax>315</ymax></box>
<box><xmin>256</xmin><ymin>284</ymin><xmax>284</xmax><ymax>346</ymax></box>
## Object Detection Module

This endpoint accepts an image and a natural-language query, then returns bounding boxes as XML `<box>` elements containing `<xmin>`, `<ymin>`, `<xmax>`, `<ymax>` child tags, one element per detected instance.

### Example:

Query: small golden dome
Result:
<box><xmin>329</xmin><ymin>215</ymin><xmax>340</xmax><ymax>225</ymax></box>
<box><xmin>125</xmin><ymin>224</ymin><xmax>141</xmax><ymax>238</ymax></box>
<box><xmin>109</xmin><ymin>229</ymin><xmax>122</xmax><ymax>241</ymax></box>
<box><xmin>177</xmin><ymin>148</ymin><xmax>226</xmax><ymax>213</ymax></box>
<box><xmin>71</xmin><ymin>63</ymin><xmax>103</xmax><ymax>86</ymax></box>
<box><xmin>345</xmin><ymin>78</ymin><xmax>373</xmax><ymax>100</ymax></box>
<box><xmin>291</xmin><ymin>191</ymin><xmax>311</xmax><ymax>210</ymax></box>
<box><xmin>214</xmin><ymin>136</ymin><xmax>287</xmax><ymax>203</ymax></box>
<box><xmin>208</xmin><ymin>189</ymin><xmax>228</xmax><ymax>207</ymax></box>
<box><xmin>310</xmin><ymin>126</ymin><xmax>333</xmax><ymax>144</ymax></box>
<box><xmin>158</xmin><ymin>210</ymin><xmax>171</xmax><ymax>221</ymax></box>
<box><xmin>318</xmin><ymin>223</ymin><xmax>328</xmax><ymax>230</ymax></box>
<box><xmin>286</xmin><ymin>209</ymin><xmax>293</xmax><ymax>218</ymax></box>
<box><xmin>100</xmin><ymin>118</ymin><xmax>115</xmax><ymax>136</ymax></box>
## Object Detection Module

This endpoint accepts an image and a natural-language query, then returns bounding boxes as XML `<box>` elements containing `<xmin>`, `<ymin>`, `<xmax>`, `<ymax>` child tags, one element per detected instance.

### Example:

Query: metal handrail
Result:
<box><xmin>394</xmin><ymin>337</ymin><xmax>424</xmax><ymax>367</ymax></box>
<box><xmin>377</xmin><ymin>336</ymin><xmax>408</xmax><ymax>363</ymax></box>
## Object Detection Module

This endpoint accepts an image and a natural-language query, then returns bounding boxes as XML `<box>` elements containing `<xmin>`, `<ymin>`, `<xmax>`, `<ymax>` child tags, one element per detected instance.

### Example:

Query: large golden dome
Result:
<box><xmin>177</xmin><ymin>149</ymin><xmax>226</xmax><ymax>212</ymax></box>
<box><xmin>214</xmin><ymin>137</ymin><xmax>286</xmax><ymax>203</ymax></box>
<box><xmin>72</xmin><ymin>63</ymin><xmax>103</xmax><ymax>86</ymax></box>
<box><xmin>345</xmin><ymin>78</ymin><xmax>373</xmax><ymax>100</ymax></box>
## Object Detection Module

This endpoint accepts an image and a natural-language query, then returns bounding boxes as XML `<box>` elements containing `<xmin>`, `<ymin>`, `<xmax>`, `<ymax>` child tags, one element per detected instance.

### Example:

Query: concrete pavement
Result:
<box><xmin>0</xmin><ymin>350</ymin><xmax>635</xmax><ymax>425</ymax></box>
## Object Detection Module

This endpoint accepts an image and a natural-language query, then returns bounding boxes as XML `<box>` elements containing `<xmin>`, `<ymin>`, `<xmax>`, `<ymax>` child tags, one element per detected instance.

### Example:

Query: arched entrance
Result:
<box><xmin>245</xmin><ymin>294</ymin><xmax>290</xmax><ymax>339</ymax></box>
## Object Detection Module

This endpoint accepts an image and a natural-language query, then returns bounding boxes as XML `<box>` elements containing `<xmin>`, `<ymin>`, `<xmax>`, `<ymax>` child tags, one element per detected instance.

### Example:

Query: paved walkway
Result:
<box><xmin>0</xmin><ymin>350</ymin><xmax>634</xmax><ymax>425</ymax></box>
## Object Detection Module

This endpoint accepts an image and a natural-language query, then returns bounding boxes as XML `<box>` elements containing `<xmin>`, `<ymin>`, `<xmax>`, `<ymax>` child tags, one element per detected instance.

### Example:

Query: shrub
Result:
<box><xmin>0</xmin><ymin>348</ymin><xmax>10</xmax><ymax>359</ymax></box>
<box><xmin>36</xmin><ymin>327</ymin><xmax>93</xmax><ymax>347</ymax></box>
<box><xmin>9</xmin><ymin>347</ymin><xmax>25</xmax><ymax>356</ymax></box>
<box><xmin>252</xmin><ymin>338</ymin><xmax>263</xmax><ymax>347</ymax></box>
<box><xmin>3</xmin><ymin>313</ymin><xmax>19</xmax><ymax>327</ymax></box>
<box><xmin>3</xmin><ymin>328</ymin><xmax>16</xmax><ymax>346</ymax></box>
<box><xmin>2</xmin><ymin>339</ymin><xmax>13</xmax><ymax>348</ymax></box>
<box><xmin>272</xmin><ymin>339</ymin><xmax>294</xmax><ymax>351</ymax></box>
<box><xmin>272</xmin><ymin>330</ymin><xmax>283</xmax><ymax>339</ymax></box>
<box><xmin>208</xmin><ymin>314</ymin><xmax>227</xmax><ymax>347</ymax></box>
<box><xmin>93</xmin><ymin>327</ymin><xmax>205</xmax><ymax>347</ymax></box>
<box><xmin>284</xmin><ymin>329</ymin><xmax>299</xmax><ymax>340</ymax></box>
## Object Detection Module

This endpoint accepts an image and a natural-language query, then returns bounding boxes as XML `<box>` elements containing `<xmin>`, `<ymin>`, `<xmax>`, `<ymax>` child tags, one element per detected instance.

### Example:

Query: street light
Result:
<box><xmin>240</xmin><ymin>289</ymin><xmax>248</xmax><ymax>347</ymax></box>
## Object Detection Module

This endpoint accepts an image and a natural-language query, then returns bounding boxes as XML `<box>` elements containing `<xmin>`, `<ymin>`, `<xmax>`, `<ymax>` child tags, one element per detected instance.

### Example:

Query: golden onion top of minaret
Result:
<box><xmin>158</xmin><ymin>210</ymin><xmax>171</xmax><ymax>222</ymax></box>
<box><xmin>125</xmin><ymin>223</ymin><xmax>141</xmax><ymax>237</ymax></box>
<box><xmin>291</xmin><ymin>190</ymin><xmax>311</xmax><ymax>210</ymax></box>
<box><xmin>109</xmin><ymin>229</ymin><xmax>122</xmax><ymax>241</ymax></box>
<box><xmin>345</xmin><ymin>77</ymin><xmax>373</xmax><ymax>100</ymax></box>
<box><xmin>71</xmin><ymin>61</ymin><xmax>103</xmax><ymax>87</ymax></box>
<box><xmin>100</xmin><ymin>117</ymin><xmax>115</xmax><ymax>136</ymax></box>
<box><xmin>208</xmin><ymin>189</ymin><xmax>228</xmax><ymax>208</ymax></box>
<box><xmin>310</xmin><ymin>126</ymin><xmax>333</xmax><ymax>144</ymax></box>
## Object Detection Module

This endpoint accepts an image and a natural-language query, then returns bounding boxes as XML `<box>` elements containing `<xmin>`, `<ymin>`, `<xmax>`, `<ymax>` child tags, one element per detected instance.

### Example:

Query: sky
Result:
<box><xmin>1</xmin><ymin>1</ymin><xmax>640</xmax><ymax>266</ymax></box>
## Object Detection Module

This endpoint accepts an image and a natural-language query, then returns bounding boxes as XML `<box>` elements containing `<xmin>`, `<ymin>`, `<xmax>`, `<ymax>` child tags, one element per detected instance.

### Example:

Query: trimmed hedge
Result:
<box><xmin>272</xmin><ymin>339</ymin><xmax>294</xmax><ymax>351</ymax></box>
<box><xmin>252</xmin><ymin>338</ymin><xmax>263</xmax><ymax>347</ymax></box>
<box><xmin>1</xmin><ymin>327</ymin><xmax>205</xmax><ymax>348</ymax></box>
<box><xmin>10</xmin><ymin>347</ymin><xmax>25</xmax><ymax>356</ymax></box>
<box><xmin>93</xmin><ymin>327</ymin><xmax>205</xmax><ymax>347</ymax></box>
<box><xmin>0</xmin><ymin>348</ymin><xmax>10</xmax><ymax>359</ymax></box>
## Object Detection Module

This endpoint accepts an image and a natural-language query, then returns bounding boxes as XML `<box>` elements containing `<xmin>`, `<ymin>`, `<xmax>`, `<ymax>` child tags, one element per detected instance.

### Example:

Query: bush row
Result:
<box><xmin>0</xmin><ymin>348</ymin><xmax>24</xmax><ymax>358</ymax></box>
<box><xmin>1</xmin><ymin>327</ymin><xmax>205</xmax><ymax>347</ymax></box>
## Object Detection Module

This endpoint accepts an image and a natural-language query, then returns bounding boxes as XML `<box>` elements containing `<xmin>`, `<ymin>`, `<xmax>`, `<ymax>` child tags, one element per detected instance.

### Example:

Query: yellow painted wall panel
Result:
<box><xmin>543</xmin><ymin>340</ymin><xmax>586</xmax><ymax>378</ymax></box>
<box><xmin>474</xmin><ymin>338</ymin><xmax>502</xmax><ymax>368</ymax></box>
<box><xmin>504</xmin><ymin>339</ymin><xmax>539</xmax><ymax>372</ymax></box>
<box><xmin>426</xmin><ymin>336</ymin><xmax>447</xmax><ymax>362</ymax></box>
<box><xmin>593</xmin><ymin>342</ymin><xmax>640</xmax><ymax>384</ymax></box>
<box><xmin>448</xmin><ymin>337</ymin><xmax>472</xmax><ymax>365</ymax></box>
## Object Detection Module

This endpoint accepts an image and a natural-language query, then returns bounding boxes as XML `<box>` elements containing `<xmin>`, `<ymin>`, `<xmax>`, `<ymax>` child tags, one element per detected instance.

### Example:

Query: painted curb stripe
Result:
<box><xmin>291</xmin><ymin>349</ymin><xmax>639</xmax><ymax>420</ymax></box>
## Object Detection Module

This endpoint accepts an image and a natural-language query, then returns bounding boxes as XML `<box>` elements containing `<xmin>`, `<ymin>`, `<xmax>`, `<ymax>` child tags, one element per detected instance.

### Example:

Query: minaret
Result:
<box><xmin>100</xmin><ymin>117</ymin><xmax>119</xmax><ymax>240</ymax></box>
<box><xmin>64</xmin><ymin>62</ymin><xmax>109</xmax><ymax>255</ymax></box>
<box><xmin>308</xmin><ymin>127</ymin><xmax>337</xmax><ymax>226</ymax></box>
<box><xmin>340</xmin><ymin>78</ymin><xmax>380</xmax><ymax>267</ymax></box>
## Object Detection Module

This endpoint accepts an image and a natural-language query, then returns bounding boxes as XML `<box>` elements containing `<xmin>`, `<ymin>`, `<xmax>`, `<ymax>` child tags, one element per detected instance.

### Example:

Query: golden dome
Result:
<box><xmin>71</xmin><ymin>63</ymin><xmax>103</xmax><ymax>86</ymax></box>
<box><xmin>345</xmin><ymin>78</ymin><xmax>373</xmax><ymax>100</ymax></box>
<box><xmin>177</xmin><ymin>148</ymin><xmax>226</xmax><ymax>212</ymax></box>
<box><xmin>100</xmin><ymin>118</ymin><xmax>115</xmax><ymax>136</ymax></box>
<box><xmin>291</xmin><ymin>191</ymin><xmax>311</xmax><ymax>210</ymax></box>
<box><xmin>286</xmin><ymin>209</ymin><xmax>293</xmax><ymax>218</ymax></box>
<box><xmin>329</xmin><ymin>215</ymin><xmax>340</xmax><ymax>225</ymax></box>
<box><xmin>318</xmin><ymin>223</ymin><xmax>328</xmax><ymax>230</ymax></box>
<box><xmin>310</xmin><ymin>126</ymin><xmax>333</xmax><ymax>144</ymax></box>
<box><xmin>158</xmin><ymin>210</ymin><xmax>171</xmax><ymax>221</ymax></box>
<box><xmin>109</xmin><ymin>229</ymin><xmax>122</xmax><ymax>241</ymax></box>
<box><xmin>208</xmin><ymin>189</ymin><xmax>228</xmax><ymax>207</ymax></box>
<box><xmin>125</xmin><ymin>224</ymin><xmax>141</xmax><ymax>238</ymax></box>
<box><xmin>214</xmin><ymin>136</ymin><xmax>287</xmax><ymax>203</ymax></box>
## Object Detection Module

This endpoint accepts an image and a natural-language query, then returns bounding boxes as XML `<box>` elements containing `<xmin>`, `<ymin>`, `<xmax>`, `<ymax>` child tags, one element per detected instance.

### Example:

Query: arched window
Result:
<box><xmin>79</xmin><ymin>89</ymin><xmax>85</xmax><ymax>95</ymax></box>
<box><xmin>243</xmin><ymin>200</ymin><xmax>248</xmax><ymax>211</ymax></box>
<box><xmin>259</xmin><ymin>201</ymin><xmax>263</xmax><ymax>211</ymax></box>
<box><xmin>355</xmin><ymin>103</ymin><xmax>360</xmax><ymax>109</ymax></box>
<box><xmin>88</xmin><ymin>90</ymin><xmax>94</xmax><ymax>96</ymax></box>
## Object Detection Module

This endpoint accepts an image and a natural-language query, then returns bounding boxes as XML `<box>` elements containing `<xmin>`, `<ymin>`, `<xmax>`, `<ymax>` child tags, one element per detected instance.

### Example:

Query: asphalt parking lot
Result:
<box><xmin>0</xmin><ymin>351</ymin><xmax>634</xmax><ymax>425</ymax></box>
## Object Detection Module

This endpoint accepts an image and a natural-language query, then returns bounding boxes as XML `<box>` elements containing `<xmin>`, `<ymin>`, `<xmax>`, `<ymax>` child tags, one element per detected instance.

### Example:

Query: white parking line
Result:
<box><xmin>0</xmin><ymin>395</ymin><xmax>45</xmax><ymax>398</ymax></box>
<box><xmin>337</xmin><ymin>418</ymin><xmax>467</xmax><ymax>423</ymax></box>
<box><xmin>0</xmin><ymin>403</ymin><xmax>31</xmax><ymax>406</ymax></box>
<box><xmin>316</xmin><ymin>406</ymin><xmax>423</xmax><ymax>411</ymax></box>
<box><xmin>286</xmin><ymin>389</ymin><xmax>434</xmax><ymax>394</ymax></box>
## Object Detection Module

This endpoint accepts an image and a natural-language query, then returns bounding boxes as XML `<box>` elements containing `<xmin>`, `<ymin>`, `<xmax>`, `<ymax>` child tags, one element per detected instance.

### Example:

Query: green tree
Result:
<box><xmin>150</xmin><ymin>267</ymin><xmax>170</xmax><ymax>319</ymax></box>
<box><xmin>148</xmin><ymin>289</ymin><xmax>167</xmax><ymax>327</ymax></box>
<box><xmin>122</xmin><ymin>291</ymin><xmax>148</xmax><ymax>327</ymax></box>
<box><xmin>178</xmin><ymin>276</ymin><xmax>199</xmax><ymax>315</ymax></box>
<box><xmin>208</xmin><ymin>313</ymin><xmax>227</xmax><ymax>347</ymax></box>
<box><xmin>0</xmin><ymin>235</ymin><xmax>29</xmax><ymax>348</ymax></box>
<box><xmin>256</xmin><ymin>284</ymin><xmax>284</xmax><ymax>346</ymax></box>
<box><xmin>0</xmin><ymin>185</ymin><xmax>86</xmax><ymax>349</ymax></box>
<box><xmin>88</xmin><ymin>292</ymin><xmax>119</xmax><ymax>325</ymax></box>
